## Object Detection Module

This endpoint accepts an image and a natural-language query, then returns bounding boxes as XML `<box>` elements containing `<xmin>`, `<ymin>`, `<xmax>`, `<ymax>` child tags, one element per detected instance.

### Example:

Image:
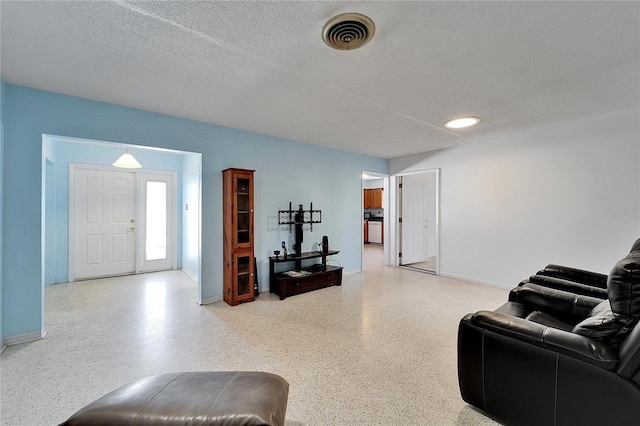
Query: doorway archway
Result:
<box><xmin>41</xmin><ymin>134</ymin><xmax>202</xmax><ymax>331</ymax></box>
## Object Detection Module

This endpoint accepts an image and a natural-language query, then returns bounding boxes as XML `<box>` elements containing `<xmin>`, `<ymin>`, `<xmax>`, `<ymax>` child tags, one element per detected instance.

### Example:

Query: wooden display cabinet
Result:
<box><xmin>222</xmin><ymin>168</ymin><xmax>255</xmax><ymax>306</ymax></box>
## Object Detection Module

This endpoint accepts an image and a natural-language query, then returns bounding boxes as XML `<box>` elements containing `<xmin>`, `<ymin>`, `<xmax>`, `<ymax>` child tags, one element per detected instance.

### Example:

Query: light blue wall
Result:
<box><xmin>44</xmin><ymin>138</ymin><xmax>186</xmax><ymax>284</ymax></box>
<box><xmin>181</xmin><ymin>153</ymin><xmax>201</xmax><ymax>282</ymax></box>
<box><xmin>3</xmin><ymin>83</ymin><xmax>387</xmax><ymax>338</ymax></box>
<box><xmin>1</xmin><ymin>79</ymin><xmax>6</xmax><ymax>344</ymax></box>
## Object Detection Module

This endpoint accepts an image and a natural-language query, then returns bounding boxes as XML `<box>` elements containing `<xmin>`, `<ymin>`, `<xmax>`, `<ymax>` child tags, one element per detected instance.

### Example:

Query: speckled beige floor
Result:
<box><xmin>1</xmin><ymin>246</ymin><xmax>506</xmax><ymax>425</ymax></box>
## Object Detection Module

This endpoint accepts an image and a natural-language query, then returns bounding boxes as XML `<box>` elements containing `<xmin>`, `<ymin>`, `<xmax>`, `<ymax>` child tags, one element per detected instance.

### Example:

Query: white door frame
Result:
<box><xmin>393</xmin><ymin>168</ymin><xmax>440</xmax><ymax>274</ymax></box>
<box><xmin>361</xmin><ymin>170</ymin><xmax>390</xmax><ymax>269</ymax></box>
<box><xmin>69</xmin><ymin>164</ymin><xmax>178</xmax><ymax>281</ymax></box>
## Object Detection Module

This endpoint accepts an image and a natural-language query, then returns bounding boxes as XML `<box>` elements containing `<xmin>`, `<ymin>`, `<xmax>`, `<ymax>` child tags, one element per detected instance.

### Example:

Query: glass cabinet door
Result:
<box><xmin>234</xmin><ymin>251</ymin><xmax>254</xmax><ymax>301</ymax></box>
<box><xmin>236</xmin><ymin>177</ymin><xmax>251</xmax><ymax>245</ymax></box>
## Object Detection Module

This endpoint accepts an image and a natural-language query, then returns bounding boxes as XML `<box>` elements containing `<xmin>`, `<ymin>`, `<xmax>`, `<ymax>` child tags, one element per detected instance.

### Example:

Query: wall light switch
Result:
<box><xmin>185</xmin><ymin>204</ymin><xmax>189</xmax><ymax>211</ymax></box>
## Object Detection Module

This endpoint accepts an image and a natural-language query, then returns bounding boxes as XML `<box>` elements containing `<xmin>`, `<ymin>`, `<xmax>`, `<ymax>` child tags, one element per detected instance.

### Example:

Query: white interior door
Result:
<box><xmin>400</xmin><ymin>175</ymin><xmax>429</xmax><ymax>265</ymax></box>
<box><xmin>73</xmin><ymin>168</ymin><xmax>137</xmax><ymax>280</ymax></box>
<box><xmin>138</xmin><ymin>172</ymin><xmax>176</xmax><ymax>273</ymax></box>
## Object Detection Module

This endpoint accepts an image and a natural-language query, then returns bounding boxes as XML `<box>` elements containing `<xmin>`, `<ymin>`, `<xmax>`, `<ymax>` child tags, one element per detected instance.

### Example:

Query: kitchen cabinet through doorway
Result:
<box><xmin>364</xmin><ymin>188</ymin><xmax>383</xmax><ymax>209</ymax></box>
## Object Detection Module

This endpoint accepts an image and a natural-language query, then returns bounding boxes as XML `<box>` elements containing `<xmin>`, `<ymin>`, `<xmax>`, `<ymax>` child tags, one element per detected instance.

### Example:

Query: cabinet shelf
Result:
<box><xmin>269</xmin><ymin>250</ymin><xmax>339</xmax><ymax>263</ymax></box>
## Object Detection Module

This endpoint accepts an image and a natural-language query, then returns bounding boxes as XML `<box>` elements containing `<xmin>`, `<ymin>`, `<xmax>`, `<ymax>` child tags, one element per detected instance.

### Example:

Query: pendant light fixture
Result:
<box><xmin>112</xmin><ymin>149</ymin><xmax>142</xmax><ymax>168</ymax></box>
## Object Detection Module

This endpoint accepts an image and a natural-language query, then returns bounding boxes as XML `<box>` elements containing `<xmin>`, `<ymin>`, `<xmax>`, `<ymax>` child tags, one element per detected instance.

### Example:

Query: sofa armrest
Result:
<box><xmin>509</xmin><ymin>283</ymin><xmax>603</xmax><ymax>322</ymax></box>
<box><xmin>468</xmin><ymin>310</ymin><xmax>618</xmax><ymax>370</ymax></box>
<box><xmin>537</xmin><ymin>264</ymin><xmax>608</xmax><ymax>289</ymax></box>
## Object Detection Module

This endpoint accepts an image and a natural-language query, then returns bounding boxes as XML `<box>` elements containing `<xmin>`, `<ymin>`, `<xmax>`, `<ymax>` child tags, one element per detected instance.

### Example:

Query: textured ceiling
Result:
<box><xmin>1</xmin><ymin>1</ymin><xmax>638</xmax><ymax>159</ymax></box>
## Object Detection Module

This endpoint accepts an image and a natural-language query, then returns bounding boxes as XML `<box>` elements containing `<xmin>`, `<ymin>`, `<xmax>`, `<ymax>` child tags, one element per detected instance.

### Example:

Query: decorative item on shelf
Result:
<box><xmin>112</xmin><ymin>149</ymin><xmax>142</xmax><ymax>169</ymax></box>
<box><xmin>273</xmin><ymin>250</ymin><xmax>280</xmax><ymax>259</ymax></box>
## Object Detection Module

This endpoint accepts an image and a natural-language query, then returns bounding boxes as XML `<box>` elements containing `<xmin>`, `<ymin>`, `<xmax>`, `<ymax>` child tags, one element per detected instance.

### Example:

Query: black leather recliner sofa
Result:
<box><xmin>458</xmin><ymin>239</ymin><xmax>640</xmax><ymax>426</ymax></box>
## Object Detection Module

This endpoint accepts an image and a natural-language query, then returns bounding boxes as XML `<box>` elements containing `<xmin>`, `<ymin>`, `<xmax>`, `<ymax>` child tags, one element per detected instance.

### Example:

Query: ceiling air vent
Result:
<box><xmin>322</xmin><ymin>13</ymin><xmax>375</xmax><ymax>51</ymax></box>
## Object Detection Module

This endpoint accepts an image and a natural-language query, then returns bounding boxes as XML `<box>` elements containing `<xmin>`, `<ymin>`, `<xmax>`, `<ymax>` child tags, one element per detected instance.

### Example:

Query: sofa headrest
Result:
<box><xmin>572</xmin><ymin>240</ymin><xmax>640</xmax><ymax>347</ymax></box>
<box><xmin>572</xmin><ymin>300</ymin><xmax>633</xmax><ymax>347</ymax></box>
<box><xmin>608</xmin><ymin>240</ymin><xmax>640</xmax><ymax>320</ymax></box>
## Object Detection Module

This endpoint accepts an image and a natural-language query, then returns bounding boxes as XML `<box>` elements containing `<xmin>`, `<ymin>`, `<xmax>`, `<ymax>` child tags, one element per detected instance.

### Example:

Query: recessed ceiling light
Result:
<box><xmin>444</xmin><ymin>117</ymin><xmax>480</xmax><ymax>129</ymax></box>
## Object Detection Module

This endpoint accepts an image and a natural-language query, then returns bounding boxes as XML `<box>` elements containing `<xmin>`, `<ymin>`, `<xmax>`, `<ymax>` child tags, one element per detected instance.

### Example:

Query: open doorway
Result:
<box><xmin>361</xmin><ymin>171</ymin><xmax>389</xmax><ymax>270</ymax></box>
<box><xmin>396</xmin><ymin>169</ymin><xmax>439</xmax><ymax>274</ymax></box>
<box><xmin>42</xmin><ymin>134</ymin><xmax>202</xmax><ymax>286</ymax></box>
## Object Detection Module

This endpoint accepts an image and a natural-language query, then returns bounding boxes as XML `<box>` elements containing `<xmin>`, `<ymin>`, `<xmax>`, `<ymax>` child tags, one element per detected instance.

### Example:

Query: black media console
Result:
<box><xmin>271</xmin><ymin>202</ymin><xmax>342</xmax><ymax>300</ymax></box>
<box><xmin>269</xmin><ymin>250</ymin><xmax>342</xmax><ymax>300</ymax></box>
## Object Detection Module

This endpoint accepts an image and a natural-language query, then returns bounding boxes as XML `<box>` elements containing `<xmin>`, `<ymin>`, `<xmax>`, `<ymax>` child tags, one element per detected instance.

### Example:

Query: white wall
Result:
<box><xmin>390</xmin><ymin>111</ymin><xmax>640</xmax><ymax>288</ymax></box>
<box><xmin>363</xmin><ymin>178</ymin><xmax>384</xmax><ymax>189</ymax></box>
<box><xmin>425</xmin><ymin>173</ymin><xmax>437</xmax><ymax>257</ymax></box>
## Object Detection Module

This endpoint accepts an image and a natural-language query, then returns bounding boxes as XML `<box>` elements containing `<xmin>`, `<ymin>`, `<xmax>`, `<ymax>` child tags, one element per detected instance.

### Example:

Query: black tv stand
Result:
<box><xmin>269</xmin><ymin>250</ymin><xmax>342</xmax><ymax>300</ymax></box>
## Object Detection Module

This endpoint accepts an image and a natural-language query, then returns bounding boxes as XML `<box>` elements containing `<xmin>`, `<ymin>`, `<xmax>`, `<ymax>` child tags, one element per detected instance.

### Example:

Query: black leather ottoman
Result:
<box><xmin>60</xmin><ymin>371</ymin><xmax>289</xmax><ymax>426</ymax></box>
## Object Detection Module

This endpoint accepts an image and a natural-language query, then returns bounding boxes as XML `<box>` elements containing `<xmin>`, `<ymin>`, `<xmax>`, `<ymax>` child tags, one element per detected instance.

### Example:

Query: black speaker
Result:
<box><xmin>322</xmin><ymin>236</ymin><xmax>329</xmax><ymax>253</ymax></box>
<box><xmin>253</xmin><ymin>257</ymin><xmax>259</xmax><ymax>297</ymax></box>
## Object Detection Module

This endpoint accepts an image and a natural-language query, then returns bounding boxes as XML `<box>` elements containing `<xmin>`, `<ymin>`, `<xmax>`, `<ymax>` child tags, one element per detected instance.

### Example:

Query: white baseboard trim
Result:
<box><xmin>199</xmin><ymin>295</ymin><xmax>222</xmax><ymax>305</ymax></box>
<box><xmin>343</xmin><ymin>268</ymin><xmax>360</xmax><ymax>276</ymax></box>
<box><xmin>1</xmin><ymin>340</ymin><xmax>6</xmax><ymax>354</ymax></box>
<box><xmin>4</xmin><ymin>330</ymin><xmax>47</xmax><ymax>346</ymax></box>
<box><xmin>439</xmin><ymin>272</ymin><xmax>513</xmax><ymax>290</ymax></box>
<box><xmin>181</xmin><ymin>268</ymin><xmax>199</xmax><ymax>284</ymax></box>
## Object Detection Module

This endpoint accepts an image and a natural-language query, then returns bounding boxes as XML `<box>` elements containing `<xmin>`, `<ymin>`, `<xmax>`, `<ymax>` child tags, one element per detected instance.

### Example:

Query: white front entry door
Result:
<box><xmin>73</xmin><ymin>168</ymin><xmax>137</xmax><ymax>280</ymax></box>
<box><xmin>400</xmin><ymin>175</ymin><xmax>429</xmax><ymax>265</ymax></box>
